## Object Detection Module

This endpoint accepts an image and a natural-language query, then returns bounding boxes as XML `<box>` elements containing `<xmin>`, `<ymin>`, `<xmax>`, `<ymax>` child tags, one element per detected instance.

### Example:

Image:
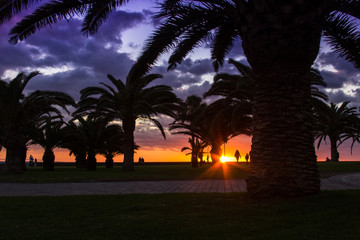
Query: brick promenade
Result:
<box><xmin>1</xmin><ymin>173</ymin><xmax>360</xmax><ymax>196</ymax></box>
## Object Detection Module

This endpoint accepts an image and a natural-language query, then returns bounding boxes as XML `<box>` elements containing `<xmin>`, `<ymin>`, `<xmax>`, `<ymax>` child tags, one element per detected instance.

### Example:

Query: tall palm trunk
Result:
<box><xmin>87</xmin><ymin>147</ymin><xmax>96</xmax><ymax>171</ymax></box>
<box><xmin>3</xmin><ymin>134</ymin><xmax>26</xmax><ymax>173</ymax></box>
<box><xmin>242</xmin><ymin>2</ymin><xmax>327</xmax><ymax>198</ymax></box>
<box><xmin>329</xmin><ymin>135</ymin><xmax>339</xmax><ymax>162</ymax></box>
<box><xmin>191</xmin><ymin>136</ymin><xmax>198</xmax><ymax>168</ymax></box>
<box><xmin>122</xmin><ymin>117</ymin><xmax>135</xmax><ymax>172</ymax></box>
<box><xmin>43</xmin><ymin>148</ymin><xmax>55</xmax><ymax>171</ymax></box>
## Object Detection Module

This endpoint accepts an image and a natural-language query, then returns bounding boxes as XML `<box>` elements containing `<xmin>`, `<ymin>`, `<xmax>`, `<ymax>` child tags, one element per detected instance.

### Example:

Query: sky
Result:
<box><xmin>0</xmin><ymin>0</ymin><xmax>359</xmax><ymax>163</ymax></box>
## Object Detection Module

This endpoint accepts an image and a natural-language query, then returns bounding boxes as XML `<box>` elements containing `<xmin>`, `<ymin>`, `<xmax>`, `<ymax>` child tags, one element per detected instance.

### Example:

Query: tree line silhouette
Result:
<box><xmin>1</xmin><ymin>61</ymin><xmax>359</xmax><ymax>174</ymax></box>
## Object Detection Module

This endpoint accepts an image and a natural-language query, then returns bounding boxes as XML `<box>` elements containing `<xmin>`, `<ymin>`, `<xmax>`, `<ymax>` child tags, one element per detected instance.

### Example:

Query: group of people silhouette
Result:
<box><xmin>234</xmin><ymin>150</ymin><xmax>250</xmax><ymax>163</ymax></box>
<box><xmin>28</xmin><ymin>155</ymin><xmax>38</xmax><ymax>167</ymax></box>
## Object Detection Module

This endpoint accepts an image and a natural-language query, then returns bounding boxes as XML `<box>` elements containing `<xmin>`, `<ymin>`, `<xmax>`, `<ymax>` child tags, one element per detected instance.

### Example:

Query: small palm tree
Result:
<box><xmin>75</xmin><ymin>73</ymin><xmax>181</xmax><ymax>171</ymax></box>
<box><xmin>29</xmin><ymin>118</ymin><xmax>65</xmax><ymax>171</ymax></box>
<box><xmin>314</xmin><ymin>101</ymin><xmax>359</xmax><ymax>162</ymax></box>
<box><xmin>97</xmin><ymin>124</ymin><xmax>125</xmax><ymax>168</ymax></box>
<box><xmin>60</xmin><ymin>122</ymin><xmax>88</xmax><ymax>169</ymax></box>
<box><xmin>0</xmin><ymin>72</ymin><xmax>74</xmax><ymax>173</ymax></box>
<box><xmin>171</xmin><ymin>95</ymin><xmax>209</xmax><ymax>166</ymax></box>
<box><xmin>69</xmin><ymin>116</ymin><xmax>114</xmax><ymax>170</ymax></box>
<box><xmin>181</xmin><ymin>137</ymin><xmax>207</xmax><ymax>167</ymax></box>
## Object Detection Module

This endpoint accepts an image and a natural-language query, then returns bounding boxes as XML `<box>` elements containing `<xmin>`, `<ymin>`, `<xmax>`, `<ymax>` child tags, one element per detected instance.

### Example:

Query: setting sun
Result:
<box><xmin>220</xmin><ymin>156</ymin><xmax>235</xmax><ymax>163</ymax></box>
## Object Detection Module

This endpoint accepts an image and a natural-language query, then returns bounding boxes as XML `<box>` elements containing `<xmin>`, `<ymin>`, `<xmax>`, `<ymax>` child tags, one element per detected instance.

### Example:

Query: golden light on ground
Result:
<box><xmin>220</xmin><ymin>156</ymin><xmax>236</xmax><ymax>163</ymax></box>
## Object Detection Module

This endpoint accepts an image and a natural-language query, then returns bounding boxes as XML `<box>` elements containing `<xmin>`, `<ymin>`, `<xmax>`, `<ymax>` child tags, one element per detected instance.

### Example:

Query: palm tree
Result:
<box><xmin>314</xmin><ymin>101</ymin><xmax>359</xmax><ymax>162</ymax></box>
<box><xmin>75</xmin><ymin>73</ymin><xmax>180</xmax><ymax>171</ymax></box>
<box><xmin>171</xmin><ymin>95</ymin><xmax>212</xmax><ymax>166</ymax></box>
<box><xmin>0</xmin><ymin>72</ymin><xmax>74</xmax><ymax>173</ymax></box>
<box><xmin>204</xmin><ymin>59</ymin><xmax>254</xmax><ymax>139</ymax></box>
<box><xmin>97</xmin><ymin>123</ymin><xmax>125</xmax><ymax>168</ymax></box>
<box><xmin>69</xmin><ymin>116</ymin><xmax>117</xmax><ymax>170</ymax></box>
<box><xmin>181</xmin><ymin>137</ymin><xmax>207</xmax><ymax>167</ymax></box>
<box><xmin>29</xmin><ymin>118</ymin><xmax>65</xmax><ymax>171</ymax></box>
<box><xmin>60</xmin><ymin>121</ymin><xmax>88</xmax><ymax>169</ymax></box>
<box><xmin>4</xmin><ymin>1</ymin><xmax>360</xmax><ymax>197</ymax></box>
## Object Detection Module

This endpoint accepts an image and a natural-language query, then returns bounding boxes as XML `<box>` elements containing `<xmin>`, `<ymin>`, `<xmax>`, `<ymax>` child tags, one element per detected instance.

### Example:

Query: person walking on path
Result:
<box><xmin>234</xmin><ymin>150</ymin><xmax>241</xmax><ymax>163</ymax></box>
<box><xmin>245</xmin><ymin>153</ymin><xmax>249</xmax><ymax>164</ymax></box>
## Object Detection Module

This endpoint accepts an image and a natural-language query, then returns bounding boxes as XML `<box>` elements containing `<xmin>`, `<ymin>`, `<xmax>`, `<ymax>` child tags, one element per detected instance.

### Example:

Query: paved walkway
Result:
<box><xmin>1</xmin><ymin>173</ymin><xmax>360</xmax><ymax>196</ymax></box>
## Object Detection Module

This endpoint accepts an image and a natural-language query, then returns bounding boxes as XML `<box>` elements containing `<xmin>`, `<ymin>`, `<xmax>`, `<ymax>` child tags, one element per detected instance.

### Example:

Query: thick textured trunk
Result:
<box><xmin>105</xmin><ymin>154</ymin><xmax>114</xmax><ymax>168</ymax></box>
<box><xmin>122</xmin><ymin>117</ymin><xmax>135</xmax><ymax>172</ymax></box>
<box><xmin>87</xmin><ymin>147</ymin><xmax>97</xmax><ymax>171</ymax></box>
<box><xmin>43</xmin><ymin>148</ymin><xmax>55</xmax><ymax>171</ymax></box>
<box><xmin>241</xmin><ymin>2</ymin><xmax>327</xmax><ymax>198</ymax></box>
<box><xmin>3</xmin><ymin>135</ymin><xmax>27</xmax><ymax>173</ymax></box>
<box><xmin>330</xmin><ymin>136</ymin><xmax>339</xmax><ymax>162</ymax></box>
<box><xmin>247</xmin><ymin>67</ymin><xmax>320</xmax><ymax>198</ymax></box>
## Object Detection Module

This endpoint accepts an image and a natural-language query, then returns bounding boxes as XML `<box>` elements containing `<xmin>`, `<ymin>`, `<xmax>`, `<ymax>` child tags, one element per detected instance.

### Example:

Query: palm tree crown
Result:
<box><xmin>0</xmin><ymin>71</ymin><xmax>75</xmax><ymax>173</ymax></box>
<box><xmin>75</xmin><ymin>73</ymin><xmax>180</xmax><ymax>171</ymax></box>
<box><xmin>314</xmin><ymin>101</ymin><xmax>359</xmax><ymax>162</ymax></box>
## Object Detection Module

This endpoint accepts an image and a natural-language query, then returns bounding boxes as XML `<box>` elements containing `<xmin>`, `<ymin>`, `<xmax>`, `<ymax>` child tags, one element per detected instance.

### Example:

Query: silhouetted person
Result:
<box><xmin>234</xmin><ymin>150</ymin><xmax>241</xmax><ymax>163</ymax></box>
<box><xmin>206</xmin><ymin>155</ymin><xmax>209</xmax><ymax>163</ymax></box>
<box><xmin>245</xmin><ymin>153</ymin><xmax>249</xmax><ymax>164</ymax></box>
<box><xmin>34</xmin><ymin>158</ymin><xmax>37</xmax><ymax>167</ymax></box>
<box><xmin>29</xmin><ymin>155</ymin><xmax>34</xmax><ymax>167</ymax></box>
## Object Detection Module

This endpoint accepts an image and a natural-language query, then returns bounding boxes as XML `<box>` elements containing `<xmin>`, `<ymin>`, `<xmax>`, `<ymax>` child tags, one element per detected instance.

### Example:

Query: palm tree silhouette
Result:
<box><xmin>181</xmin><ymin>137</ymin><xmax>207</xmax><ymax>167</ymax></box>
<box><xmin>60</xmin><ymin>121</ymin><xmax>88</xmax><ymax>169</ymax></box>
<box><xmin>314</xmin><ymin>101</ymin><xmax>359</xmax><ymax>162</ymax></box>
<box><xmin>171</xmin><ymin>95</ymin><xmax>209</xmax><ymax>167</ymax></box>
<box><xmin>97</xmin><ymin>123</ymin><xmax>125</xmax><ymax>168</ymax></box>
<box><xmin>29</xmin><ymin>118</ymin><xmax>65</xmax><ymax>171</ymax></box>
<box><xmin>75</xmin><ymin>73</ymin><xmax>180</xmax><ymax>171</ymax></box>
<box><xmin>0</xmin><ymin>72</ymin><xmax>74</xmax><ymax>173</ymax></box>
<box><xmin>64</xmin><ymin>116</ymin><xmax>116</xmax><ymax>170</ymax></box>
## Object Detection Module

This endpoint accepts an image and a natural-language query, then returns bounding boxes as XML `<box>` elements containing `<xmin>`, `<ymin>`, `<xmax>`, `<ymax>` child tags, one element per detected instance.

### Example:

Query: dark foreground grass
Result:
<box><xmin>0</xmin><ymin>161</ymin><xmax>359</xmax><ymax>183</ymax></box>
<box><xmin>0</xmin><ymin>163</ymin><xmax>249</xmax><ymax>183</ymax></box>
<box><xmin>1</xmin><ymin>190</ymin><xmax>360</xmax><ymax>240</ymax></box>
<box><xmin>318</xmin><ymin>161</ymin><xmax>360</xmax><ymax>177</ymax></box>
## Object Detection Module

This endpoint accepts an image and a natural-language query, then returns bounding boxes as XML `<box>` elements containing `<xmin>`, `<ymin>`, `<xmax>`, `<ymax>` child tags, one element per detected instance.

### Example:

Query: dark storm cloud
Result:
<box><xmin>174</xmin><ymin>81</ymin><xmax>212</xmax><ymax>100</ymax></box>
<box><xmin>176</xmin><ymin>58</ymin><xmax>213</xmax><ymax>76</ymax></box>
<box><xmin>314</xmin><ymin>51</ymin><xmax>360</xmax><ymax>105</ymax></box>
<box><xmin>315</xmin><ymin>51</ymin><xmax>360</xmax><ymax>87</ymax></box>
<box><xmin>327</xmin><ymin>91</ymin><xmax>350</xmax><ymax>104</ymax></box>
<box><xmin>148</xmin><ymin>58</ymin><xmax>215</xmax><ymax>99</ymax></box>
<box><xmin>0</xmin><ymin>10</ymin><xmax>147</xmax><ymax>98</ymax></box>
<box><xmin>319</xmin><ymin>70</ymin><xmax>346</xmax><ymax>89</ymax></box>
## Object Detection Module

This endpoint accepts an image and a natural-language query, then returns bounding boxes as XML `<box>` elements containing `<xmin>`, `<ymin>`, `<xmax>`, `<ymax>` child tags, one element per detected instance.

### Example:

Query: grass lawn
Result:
<box><xmin>0</xmin><ymin>163</ymin><xmax>250</xmax><ymax>183</ymax></box>
<box><xmin>1</xmin><ymin>190</ymin><xmax>360</xmax><ymax>240</ymax></box>
<box><xmin>0</xmin><ymin>161</ymin><xmax>360</xmax><ymax>183</ymax></box>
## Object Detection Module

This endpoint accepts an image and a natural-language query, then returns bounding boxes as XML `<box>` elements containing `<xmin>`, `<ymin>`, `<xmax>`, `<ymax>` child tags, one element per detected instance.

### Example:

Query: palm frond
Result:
<box><xmin>323</xmin><ymin>12</ymin><xmax>360</xmax><ymax>69</ymax></box>
<box><xmin>0</xmin><ymin>0</ymin><xmax>42</xmax><ymax>24</ymax></box>
<box><xmin>8</xmin><ymin>0</ymin><xmax>88</xmax><ymax>44</ymax></box>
